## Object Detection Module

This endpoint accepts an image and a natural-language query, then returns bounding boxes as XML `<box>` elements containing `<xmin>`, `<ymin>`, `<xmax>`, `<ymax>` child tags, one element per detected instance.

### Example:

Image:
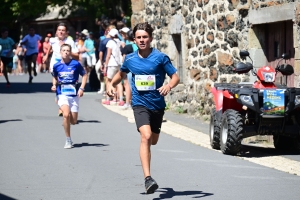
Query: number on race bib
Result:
<box><xmin>61</xmin><ymin>84</ymin><xmax>77</xmax><ymax>95</ymax></box>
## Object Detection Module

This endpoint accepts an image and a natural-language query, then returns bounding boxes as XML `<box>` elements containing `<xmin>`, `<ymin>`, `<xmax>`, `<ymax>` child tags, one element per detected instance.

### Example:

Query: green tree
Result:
<box><xmin>3</xmin><ymin>0</ymin><xmax>131</xmax><ymax>24</ymax></box>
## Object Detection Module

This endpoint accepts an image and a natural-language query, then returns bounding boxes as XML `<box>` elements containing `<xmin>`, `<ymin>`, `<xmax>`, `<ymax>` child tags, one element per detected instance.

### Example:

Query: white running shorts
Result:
<box><xmin>86</xmin><ymin>53</ymin><xmax>96</xmax><ymax>67</ymax></box>
<box><xmin>57</xmin><ymin>95</ymin><xmax>79</xmax><ymax>112</ymax></box>
<box><xmin>107</xmin><ymin>65</ymin><xmax>120</xmax><ymax>79</ymax></box>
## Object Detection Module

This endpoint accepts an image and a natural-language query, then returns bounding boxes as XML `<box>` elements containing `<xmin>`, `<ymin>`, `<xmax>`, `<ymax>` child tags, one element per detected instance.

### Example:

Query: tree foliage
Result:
<box><xmin>2</xmin><ymin>0</ymin><xmax>131</xmax><ymax>24</ymax></box>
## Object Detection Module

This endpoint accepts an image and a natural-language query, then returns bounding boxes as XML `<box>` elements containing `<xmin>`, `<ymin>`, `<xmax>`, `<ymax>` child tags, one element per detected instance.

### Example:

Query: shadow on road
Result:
<box><xmin>0</xmin><ymin>119</ymin><xmax>22</xmax><ymax>124</ymax></box>
<box><xmin>142</xmin><ymin>188</ymin><xmax>213</xmax><ymax>199</ymax></box>
<box><xmin>239</xmin><ymin>144</ymin><xmax>300</xmax><ymax>158</ymax></box>
<box><xmin>77</xmin><ymin>120</ymin><xmax>101</xmax><ymax>124</ymax></box>
<box><xmin>72</xmin><ymin>143</ymin><xmax>109</xmax><ymax>148</ymax></box>
<box><xmin>0</xmin><ymin>82</ymin><xmax>52</xmax><ymax>94</ymax></box>
<box><xmin>0</xmin><ymin>193</ymin><xmax>17</xmax><ymax>200</ymax></box>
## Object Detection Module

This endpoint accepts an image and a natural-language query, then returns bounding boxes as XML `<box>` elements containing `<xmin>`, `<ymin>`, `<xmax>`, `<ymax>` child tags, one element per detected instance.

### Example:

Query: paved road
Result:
<box><xmin>1</xmin><ymin>74</ymin><xmax>300</xmax><ymax>200</ymax></box>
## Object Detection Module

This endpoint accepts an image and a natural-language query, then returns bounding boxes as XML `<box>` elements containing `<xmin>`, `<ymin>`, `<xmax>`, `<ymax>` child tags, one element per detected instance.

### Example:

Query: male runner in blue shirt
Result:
<box><xmin>51</xmin><ymin>44</ymin><xmax>87</xmax><ymax>149</ymax></box>
<box><xmin>21</xmin><ymin>27</ymin><xmax>42</xmax><ymax>83</ymax></box>
<box><xmin>107</xmin><ymin>22</ymin><xmax>180</xmax><ymax>194</ymax></box>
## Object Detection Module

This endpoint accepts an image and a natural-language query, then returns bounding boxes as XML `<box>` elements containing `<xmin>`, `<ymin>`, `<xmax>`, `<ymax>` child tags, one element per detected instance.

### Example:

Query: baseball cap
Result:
<box><xmin>108</xmin><ymin>28</ymin><xmax>119</xmax><ymax>37</ymax></box>
<box><xmin>120</xmin><ymin>27</ymin><xmax>130</xmax><ymax>33</ymax></box>
<box><xmin>81</xmin><ymin>29</ymin><xmax>89</xmax><ymax>36</ymax></box>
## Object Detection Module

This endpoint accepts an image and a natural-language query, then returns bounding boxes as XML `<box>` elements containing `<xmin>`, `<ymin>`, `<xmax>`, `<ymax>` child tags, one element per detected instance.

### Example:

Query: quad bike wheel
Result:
<box><xmin>220</xmin><ymin>109</ymin><xmax>244</xmax><ymax>155</ymax></box>
<box><xmin>209</xmin><ymin>108</ymin><xmax>221</xmax><ymax>149</ymax></box>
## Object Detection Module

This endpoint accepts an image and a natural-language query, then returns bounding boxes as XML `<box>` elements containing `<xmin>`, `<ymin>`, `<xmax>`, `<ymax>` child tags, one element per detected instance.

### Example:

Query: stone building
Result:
<box><xmin>131</xmin><ymin>0</ymin><xmax>300</xmax><ymax>120</ymax></box>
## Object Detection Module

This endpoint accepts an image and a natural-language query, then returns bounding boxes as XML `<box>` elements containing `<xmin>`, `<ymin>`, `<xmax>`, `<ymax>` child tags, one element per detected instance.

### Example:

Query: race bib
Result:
<box><xmin>135</xmin><ymin>75</ymin><xmax>156</xmax><ymax>91</ymax></box>
<box><xmin>61</xmin><ymin>84</ymin><xmax>76</xmax><ymax>95</ymax></box>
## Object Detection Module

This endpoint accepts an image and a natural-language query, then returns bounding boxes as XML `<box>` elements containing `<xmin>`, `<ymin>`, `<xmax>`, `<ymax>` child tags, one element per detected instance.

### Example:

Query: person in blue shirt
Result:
<box><xmin>21</xmin><ymin>27</ymin><xmax>42</xmax><ymax>83</ymax></box>
<box><xmin>83</xmin><ymin>32</ymin><xmax>96</xmax><ymax>73</ymax></box>
<box><xmin>51</xmin><ymin>44</ymin><xmax>87</xmax><ymax>149</ymax></box>
<box><xmin>107</xmin><ymin>22</ymin><xmax>180</xmax><ymax>194</ymax></box>
<box><xmin>0</xmin><ymin>27</ymin><xmax>15</xmax><ymax>87</ymax></box>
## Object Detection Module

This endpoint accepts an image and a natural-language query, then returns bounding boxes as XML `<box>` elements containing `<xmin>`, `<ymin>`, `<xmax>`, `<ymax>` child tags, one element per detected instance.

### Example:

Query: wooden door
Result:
<box><xmin>265</xmin><ymin>20</ymin><xmax>295</xmax><ymax>87</ymax></box>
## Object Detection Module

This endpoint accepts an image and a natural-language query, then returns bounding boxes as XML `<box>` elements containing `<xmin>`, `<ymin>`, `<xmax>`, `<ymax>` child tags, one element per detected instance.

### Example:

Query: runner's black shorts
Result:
<box><xmin>1</xmin><ymin>56</ymin><xmax>13</xmax><ymax>66</ymax></box>
<box><xmin>133</xmin><ymin>106</ymin><xmax>165</xmax><ymax>134</ymax></box>
<box><xmin>25</xmin><ymin>53</ymin><xmax>38</xmax><ymax>62</ymax></box>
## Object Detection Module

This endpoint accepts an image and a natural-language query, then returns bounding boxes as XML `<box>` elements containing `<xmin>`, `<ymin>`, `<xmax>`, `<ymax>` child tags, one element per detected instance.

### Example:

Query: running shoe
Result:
<box><xmin>122</xmin><ymin>103</ymin><xmax>132</xmax><ymax>110</ymax></box>
<box><xmin>118</xmin><ymin>101</ymin><xmax>125</xmax><ymax>106</ymax></box>
<box><xmin>6</xmin><ymin>82</ymin><xmax>10</xmax><ymax>88</ymax></box>
<box><xmin>102</xmin><ymin>100</ymin><xmax>110</xmax><ymax>105</ymax></box>
<box><xmin>28</xmin><ymin>76</ymin><xmax>33</xmax><ymax>83</ymax></box>
<box><xmin>145</xmin><ymin>176</ymin><xmax>158</xmax><ymax>194</ymax></box>
<box><xmin>64</xmin><ymin>140</ymin><xmax>73</xmax><ymax>149</ymax></box>
<box><xmin>33</xmin><ymin>68</ymin><xmax>37</xmax><ymax>76</ymax></box>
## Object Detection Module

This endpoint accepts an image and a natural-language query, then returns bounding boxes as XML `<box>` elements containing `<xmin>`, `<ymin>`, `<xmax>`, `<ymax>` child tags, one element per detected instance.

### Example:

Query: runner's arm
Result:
<box><xmin>80</xmin><ymin>73</ymin><xmax>87</xmax><ymax>90</ymax></box>
<box><xmin>157</xmin><ymin>73</ymin><xmax>180</xmax><ymax>96</ymax></box>
<box><xmin>107</xmin><ymin>71</ymin><xmax>126</xmax><ymax>96</ymax></box>
<box><xmin>51</xmin><ymin>76</ymin><xmax>57</xmax><ymax>92</ymax></box>
<box><xmin>77</xmin><ymin>73</ymin><xmax>87</xmax><ymax>97</ymax></box>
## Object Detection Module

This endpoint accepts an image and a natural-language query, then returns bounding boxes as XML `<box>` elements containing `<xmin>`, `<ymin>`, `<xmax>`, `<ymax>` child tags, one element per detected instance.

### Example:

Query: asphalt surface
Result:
<box><xmin>0</xmin><ymin>73</ymin><xmax>300</xmax><ymax>200</ymax></box>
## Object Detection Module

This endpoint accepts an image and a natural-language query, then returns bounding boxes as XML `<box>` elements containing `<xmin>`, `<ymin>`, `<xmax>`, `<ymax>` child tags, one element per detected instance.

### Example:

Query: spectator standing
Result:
<box><xmin>15</xmin><ymin>41</ymin><xmax>25</xmax><ymax>75</ymax></box>
<box><xmin>80</xmin><ymin>29</ymin><xmax>89</xmax><ymax>73</ymax></box>
<box><xmin>120</xmin><ymin>30</ymin><xmax>138</xmax><ymax>109</ymax></box>
<box><xmin>21</xmin><ymin>27</ymin><xmax>42</xmax><ymax>83</ymax></box>
<box><xmin>42</xmin><ymin>34</ymin><xmax>52</xmax><ymax>73</ymax></box>
<box><xmin>97</xmin><ymin>25</ymin><xmax>115</xmax><ymax>94</ymax></box>
<box><xmin>102</xmin><ymin>28</ymin><xmax>123</xmax><ymax>105</ymax></box>
<box><xmin>120</xmin><ymin>12</ymin><xmax>131</xmax><ymax>27</ymax></box>
<box><xmin>119</xmin><ymin>27</ymin><xmax>130</xmax><ymax>48</ymax></box>
<box><xmin>0</xmin><ymin>27</ymin><xmax>15</xmax><ymax>87</ymax></box>
<box><xmin>12</xmin><ymin>49</ymin><xmax>18</xmax><ymax>75</ymax></box>
<box><xmin>37</xmin><ymin>39</ymin><xmax>44</xmax><ymax>73</ymax></box>
<box><xmin>83</xmin><ymin>31</ymin><xmax>96</xmax><ymax>73</ymax></box>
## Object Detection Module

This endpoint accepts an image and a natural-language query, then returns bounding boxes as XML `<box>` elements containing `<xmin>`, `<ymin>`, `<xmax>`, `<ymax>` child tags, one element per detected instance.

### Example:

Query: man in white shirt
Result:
<box><xmin>21</xmin><ymin>27</ymin><xmax>42</xmax><ymax>83</ymax></box>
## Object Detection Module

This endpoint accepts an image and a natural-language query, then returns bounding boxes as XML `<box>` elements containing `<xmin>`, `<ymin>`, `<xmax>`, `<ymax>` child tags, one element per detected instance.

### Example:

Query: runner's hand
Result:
<box><xmin>106</xmin><ymin>84</ymin><xmax>115</xmax><ymax>97</ymax></box>
<box><xmin>51</xmin><ymin>85</ymin><xmax>56</xmax><ymax>92</ymax></box>
<box><xmin>78</xmin><ymin>89</ymin><xmax>84</xmax><ymax>97</ymax></box>
<box><xmin>157</xmin><ymin>85</ymin><xmax>171</xmax><ymax>96</ymax></box>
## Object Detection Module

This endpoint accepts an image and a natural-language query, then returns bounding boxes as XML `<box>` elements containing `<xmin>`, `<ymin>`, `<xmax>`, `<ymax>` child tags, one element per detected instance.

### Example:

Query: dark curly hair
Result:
<box><xmin>132</xmin><ymin>22</ymin><xmax>154</xmax><ymax>38</ymax></box>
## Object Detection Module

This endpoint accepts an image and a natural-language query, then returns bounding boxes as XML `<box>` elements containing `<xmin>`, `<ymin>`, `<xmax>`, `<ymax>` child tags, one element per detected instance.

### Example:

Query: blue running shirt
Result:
<box><xmin>22</xmin><ymin>34</ymin><xmax>42</xmax><ymax>55</ymax></box>
<box><xmin>121</xmin><ymin>48</ymin><xmax>177</xmax><ymax>110</ymax></box>
<box><xmin>52</xmin><ymin>59</ymin><xmax>86</xmax><ymax>97</ymax></box>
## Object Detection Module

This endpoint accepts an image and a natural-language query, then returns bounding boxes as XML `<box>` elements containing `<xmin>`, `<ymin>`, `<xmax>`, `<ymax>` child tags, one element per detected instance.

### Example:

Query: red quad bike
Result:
<box><xmin>210</xmin><ymin>50</ymin><xmax>300</xmax><ymax>155</ymax></box>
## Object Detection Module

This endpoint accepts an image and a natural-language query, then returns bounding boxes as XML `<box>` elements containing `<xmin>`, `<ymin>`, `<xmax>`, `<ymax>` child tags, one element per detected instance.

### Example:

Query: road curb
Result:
<box><xmin>102</xmin><ymin>104</ymin><xmax>300</xmax><ymax>176</ymax></box>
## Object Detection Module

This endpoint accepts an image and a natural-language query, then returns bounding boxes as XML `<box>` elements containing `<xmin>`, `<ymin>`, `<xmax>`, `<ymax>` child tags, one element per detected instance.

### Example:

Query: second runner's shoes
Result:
<box><xmin>64</xmin><ymin>140</ymin><xmax>73</xmax><ymax>149</ymax></box>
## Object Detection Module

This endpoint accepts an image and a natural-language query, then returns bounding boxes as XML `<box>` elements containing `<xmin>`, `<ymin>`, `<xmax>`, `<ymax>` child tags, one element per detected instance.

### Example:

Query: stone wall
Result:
<box><xmin>131</xmin><ymin>0</ymin><xmax>300</xmax><ymax>120</ymax></box>
<box><xmin>294</xmin><ymin>2</ymin><xmax>300</xmax><ymax>87</ymax></box>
